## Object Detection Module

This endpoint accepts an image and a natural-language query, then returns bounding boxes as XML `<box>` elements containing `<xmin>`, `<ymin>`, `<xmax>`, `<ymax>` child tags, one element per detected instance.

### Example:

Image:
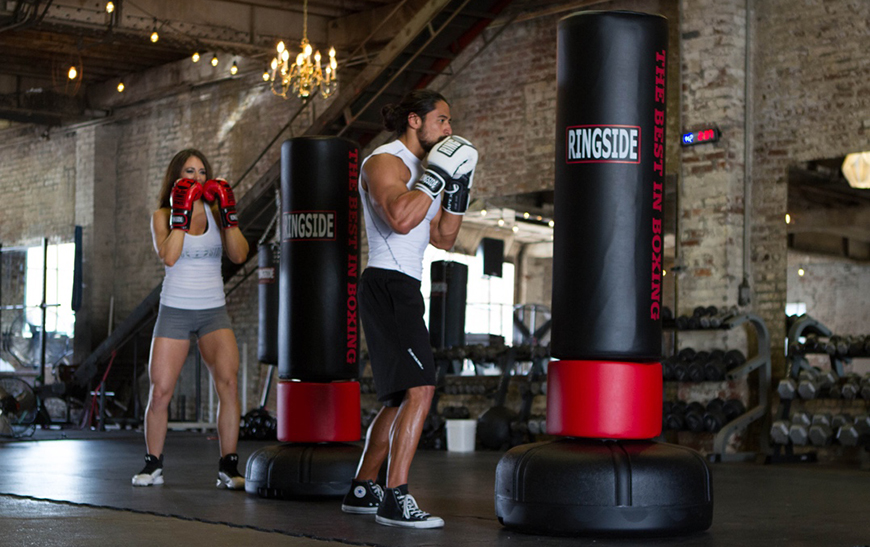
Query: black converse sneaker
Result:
<box><xmin>375</xmin><ymin>485</ymin><xmax>444</xmax><ymax>529</ymax></box>
<box><xmin>132</xmin><ymin>454</ymin><xmax>164</xmax><ymax>486</ymax></box>
<box><xmin>341</xmin><ymin>479</ymin><xmax>385</xmax><ymax>514</ymax></box>
<box><xmin>216</xmin><ymin>453</ymin><xmax>245</xmax><ymax>489</ymax></box>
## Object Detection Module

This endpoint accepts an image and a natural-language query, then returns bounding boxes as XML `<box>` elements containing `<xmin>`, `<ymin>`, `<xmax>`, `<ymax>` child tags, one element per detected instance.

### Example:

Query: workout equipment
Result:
<box><xmin>496</xmin><ymin>11</ymin><xmax>712</xmax><ymax>536</ymax></box>
<box><xmin>429</xmin><ymin>261</ymin><xmax>468</xmax><ymax>350</ymax></box>
<box><xmin>257</xmin><ymin>243</ymin><xmax>279</xmax><ymax>365</ymax></box>
<box><xmin>836</xmin><ymin>415</ymin><xmax>870</xmax><ymax>447</ymax></box>
<box><xmin>0</xmin><ymin>377</ymin><xmax>38</xmax><ymax>438</ymax></box>
<box><xmin>169</xmin><ymin>179</ymin><xmax>202</xmax><ymax>231</ymax></box>
<box><xmin>203</xmin><ymin>178</ymin><xmax>238</xmax><ymax>228</ymax></box>
<box><xmin>808</xmin><ymin>413</ymin><xmax>834</xmax><ymax>447</ymax></box>
<box><xmin>770</xmin><ymin>420</ymin><xmax>791</xmax><ymax>445</ymax></box>
<box><xmin>440</xmin><ymin>136</ymin><xmax>478</xmax><ymax>214</ymax></box>
<box><xmin>246</xmin><ymin>136</ymin><xmax>362</xmax><ymax>498</ymax></box>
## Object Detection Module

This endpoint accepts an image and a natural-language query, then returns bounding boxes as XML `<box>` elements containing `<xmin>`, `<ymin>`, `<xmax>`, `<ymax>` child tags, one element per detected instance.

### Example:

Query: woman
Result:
<box><xmin>132</xmin><ymin>149</ymin><xmax>249</xmax><ymax>488</ymax></box>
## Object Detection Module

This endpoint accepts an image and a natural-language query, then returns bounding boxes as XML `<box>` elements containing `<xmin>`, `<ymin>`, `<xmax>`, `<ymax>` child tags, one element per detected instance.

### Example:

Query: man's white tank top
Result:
<box><xmin>359</xmin><ymin>140</ymin><xmax>441</xmax><ymax>281</ymax></box>
<box><xmin>160</xmin><ymin>204</ymin><xmax>226</xmax><ymax>309</ymax></box>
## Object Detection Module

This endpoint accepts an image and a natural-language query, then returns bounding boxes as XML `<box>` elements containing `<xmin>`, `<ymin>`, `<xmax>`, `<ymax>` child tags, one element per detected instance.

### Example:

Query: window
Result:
<box><xmin>421</xmin><ymin>246</ymin><xmax>515</xmax><ymax>345</ymax></box>
<box><xmin>25</xmin><ymin>243</ymin><xmax>76</xmax><ymax>337</ymax></box>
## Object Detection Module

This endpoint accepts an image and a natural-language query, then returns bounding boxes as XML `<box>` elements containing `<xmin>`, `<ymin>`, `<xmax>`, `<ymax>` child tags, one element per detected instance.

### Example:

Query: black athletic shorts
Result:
<box><xmin>360</xmin><ymin>267</ymin><xmax>436</xmax><ymax>407</ymax></box>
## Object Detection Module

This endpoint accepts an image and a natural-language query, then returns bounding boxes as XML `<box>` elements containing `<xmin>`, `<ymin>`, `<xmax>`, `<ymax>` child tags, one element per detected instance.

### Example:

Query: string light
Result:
<box><xmin>192</xmin><ymin>52</ymin><xmax>200</xmax><ymax>63</ymax></box>
<box><xmin>230</xmin><ymin>61</ymin><xmax>238</xmax><ymax>75</ymax></box>
<box><xmin>67</xmin><ymin>66</ymin><xmax>77</xmax><ymax>80</ymax></box>
<box><xmin>117</xmin><ymin>82</ymin><xmax>125</xmax><ymax>92</ymax></box>
<box><xmin>511</xmin><ymin>225</ymin><xmax>519</xmax><ymax>233</ymax></box>
<box><xmin>150</xmin><ymin>29</ymin><xmax>159</xmax><ymax>42</ymax></box>
<box><xmin>785</xmin><ymin>213</ymin><xmax>791</xmax><ymax>224</ymax></box>
<box><xmin>262</xmin><ymin>69</ymin><xmax>270</xmax><ymax>81</ymax></box>
<box><xmin>497</xmin><ymin>218</ymin><xmax>505</xmax><ymax>227</ymax></box>
<box><xmin>798</xmin><ymin>268</ymin><xmax>805</xmax><ymax>277</ymax></box>
<box><xmin>480</xmin><ymin>209</ymin><xmax>487</xmax><ymax>216</ymax></box>
<box><xmin>210</xmin><ymin>54</ymin><xmax>219</xmax><ymax>67</ymax></box>
<box><xmin>548</xmin><ymin>220</ymin><xmax>555</xmax><ymax>228</ymax></box>
<box><xmin>106</xmin><ymin>2</ymin><xmax>114</xmax><ymax>13</ymax></box>
<box><xmin>523</xmin><ymin>212</ymin><xmax>530</xmax><ymax>219</ymax></box>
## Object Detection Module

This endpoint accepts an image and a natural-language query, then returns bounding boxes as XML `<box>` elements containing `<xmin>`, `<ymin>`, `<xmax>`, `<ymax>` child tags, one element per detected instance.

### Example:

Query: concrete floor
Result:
<box><xmin>1</xmin><ymin>429</ymin><xmax>869</xmax><ymax>546</ymax></box>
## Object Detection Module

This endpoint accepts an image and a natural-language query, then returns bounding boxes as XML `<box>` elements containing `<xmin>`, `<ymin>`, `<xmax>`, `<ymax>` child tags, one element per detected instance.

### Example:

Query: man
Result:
<box><xmin>340</xmin><ymin>90</ymin><xmax>478</xmax><ymax>528</ymax></box>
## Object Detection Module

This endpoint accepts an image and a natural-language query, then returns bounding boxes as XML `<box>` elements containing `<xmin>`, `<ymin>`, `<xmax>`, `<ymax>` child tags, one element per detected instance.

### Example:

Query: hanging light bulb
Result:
<box><xmin>106</xmin><ymin>2</ymin><xmax>115</xmax><ymax>13</ymax></box>
<box><xmin>497</xmin><ymin>218</ymin><xmax>505</xmax><ymax>227</ymax></box>
<box><xmin>117</xmin><ymin>81</ymin><xmax>125</xmax><ymax>92</ymax></box>
<box><xmin>480</xmin><ymin>209</ymin><xmax>487</xmax><ymax>216</ymax></box>
<box><xmin>192</xmin><ymin>52</ymin><xmax>200</xmax><ymax>63</ymax></box>
<box><xmin>68</xmin><ymin>66</ymin><xmax>77</xmax><ymax>80</ymax></box>
<box><xmin>511</xmin><ymin>225</ymin><xmax>519</xmax><ymax>233</ymax></box>
<box><xmin>262</xmin><ymin>69</ymin><xmax>270</xmax><ymax>81</ymax></box>
<box><xmin>548</xmin><ymin>220</ymin><xmax>555</xmax><ymax>228</ymax></box>
<box><xmin>268</xmin><ymin>0</ymin><xmax>338</xmax><ymax>99</ymax></box>
<box><xmin>150</xmin><ymin>29</ymin><xmax>159</xmax><ymax>42</ymax></box>
<box><xmin>230</xmin><ymin>61</ymin><xmax>238</xmax><ymax>75</ymax></box>
<box><xmin>210</xmin><ymin>54</ymin><xmax>219</xmax><ymax>67</ymax></box>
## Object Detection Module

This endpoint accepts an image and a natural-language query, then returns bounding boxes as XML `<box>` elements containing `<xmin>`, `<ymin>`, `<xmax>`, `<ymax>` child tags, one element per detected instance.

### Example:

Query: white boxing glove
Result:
<box><xmin>413</xmin><ymin>136</ymin><xmax>479</xmax><ymax>200</ymax></box>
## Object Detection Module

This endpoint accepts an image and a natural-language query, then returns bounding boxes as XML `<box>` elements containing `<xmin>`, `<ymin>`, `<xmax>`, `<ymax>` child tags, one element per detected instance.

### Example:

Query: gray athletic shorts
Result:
<box><xmin>152</xmin><ymin>305</ymin><xmax>232</xmax><ymax>340</ymax></box>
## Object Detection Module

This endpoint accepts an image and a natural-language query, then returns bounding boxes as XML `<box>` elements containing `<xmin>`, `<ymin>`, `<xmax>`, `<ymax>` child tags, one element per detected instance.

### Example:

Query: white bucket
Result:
<box><xmin>446</xmin><ymin>419</ymin><xmax>477</xmax><ymax>452</ymax></box>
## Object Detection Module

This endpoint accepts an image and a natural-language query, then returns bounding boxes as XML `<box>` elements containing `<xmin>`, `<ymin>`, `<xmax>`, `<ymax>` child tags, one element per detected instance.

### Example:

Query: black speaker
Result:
<box><xmin>480</xmin><ymin>237</ymin><xmax>504</xmax><ymax>278</ymax></box>
<box><xmin>429</xmin><ymin>261</ymin><xmax>468</xmax><ymax>349</ymax></box>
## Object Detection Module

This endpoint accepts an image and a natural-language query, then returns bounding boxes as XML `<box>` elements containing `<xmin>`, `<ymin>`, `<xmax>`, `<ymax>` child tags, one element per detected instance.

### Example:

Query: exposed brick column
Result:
<box><xmin>73</xmin><ymin>124</ymin><xmax>119</xmax><ymax>362</ymax></box>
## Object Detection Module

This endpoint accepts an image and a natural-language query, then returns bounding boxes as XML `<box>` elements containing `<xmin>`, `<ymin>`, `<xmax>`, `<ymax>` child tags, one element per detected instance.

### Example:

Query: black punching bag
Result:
<box><xmin>257</xmin><ymin>243</ymin><xmax>279</xmax><ymax>364</ymax></box>
<box><xmin>278</xmin><ymin>136</ymin><xmax>361</xmax><ymax>382</ymax></box>
<box><xmin>551</xmin><ymin>10</ymin><xmax>667</xmax><ymax>362</ymax></box>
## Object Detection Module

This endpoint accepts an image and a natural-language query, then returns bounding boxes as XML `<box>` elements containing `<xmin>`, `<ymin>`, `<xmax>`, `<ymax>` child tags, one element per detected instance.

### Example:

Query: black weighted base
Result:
<box><xmin>245</xmin><ymin>442</ymin><xmax>362</xmax><ymax>498</ymax></box>
<box><xmin>495</xmin><ymin>438</ymin><xmax>713</xmax><ymax>536</ymax></box>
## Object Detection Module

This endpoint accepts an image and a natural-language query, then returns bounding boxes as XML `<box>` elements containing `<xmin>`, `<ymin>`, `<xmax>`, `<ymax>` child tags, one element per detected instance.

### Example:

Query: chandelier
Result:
<box><xmin>270</xmin><ymin>0</ymin><xmax>337</xmax><ymax>99</ymax></box>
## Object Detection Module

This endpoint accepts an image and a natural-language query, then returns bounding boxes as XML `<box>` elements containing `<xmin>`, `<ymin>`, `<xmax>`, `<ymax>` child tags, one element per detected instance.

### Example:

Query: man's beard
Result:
<box><xmin>418</xmin><ymin>127</ymin><xmax>445</xmax><ymax>152</ymax></box>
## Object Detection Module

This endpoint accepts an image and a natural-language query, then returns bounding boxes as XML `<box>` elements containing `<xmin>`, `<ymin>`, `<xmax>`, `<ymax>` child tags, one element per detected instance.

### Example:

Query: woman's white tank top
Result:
<box><xmin>160</xmin><ymin>204</ymin><xmax>226</xmax><ymax>309</ymax></box>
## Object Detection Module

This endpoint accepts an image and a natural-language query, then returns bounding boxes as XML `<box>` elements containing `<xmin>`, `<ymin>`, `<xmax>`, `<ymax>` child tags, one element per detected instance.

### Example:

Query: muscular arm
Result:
<box><xmin>365</xmin><ymin>154</ymin><xmax>437</xmax><ymax>235</ymax></box>
<box><xmin>216</xmin><ymin>203</ymin><xmax>249</xmax><ymax>264</ymax></box>
<box><xmin>152</xmin><ymin>208</ymin><xmax>185</xmax><ymax>267</ymax></box>
<box><xmin>429</xmin><ymin>208</ymin><xmax>462</xmax><ymax>250</ymax></box>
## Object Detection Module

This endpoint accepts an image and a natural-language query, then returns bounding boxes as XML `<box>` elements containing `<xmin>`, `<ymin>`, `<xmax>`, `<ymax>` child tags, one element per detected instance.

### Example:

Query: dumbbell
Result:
<box><xmin>664</xmin><ymin>400</ymin><xmax>687</xmax><ymax>431</ymax></box>
<box><xmin>722</xmin><ymin>349</ymin><xmax>746</xmax><ymax>370</ymax></box>
<box><xmin>442</xmin><ymin>405</ymin><xmax>470</xmax><ymax>420</ymax></box>
<box><xmin>808</xmin><ymin>413</ymin><xmax>834</xmax><ymax>447</ymax></box>
<box><xmin>777</xmin><ymin>377</ymin><xmax>799</xmax><ymax>400</ymax></box>
<box><xmin>702</xmin><ymin>398</ymin><xmax>727</xmax><ymax>433</ymax></box>
<box><xmin>788</xmin><ymin>411</ymin><xmax>812</xmax><ymax>445</ymax></box>
<box><xmin>828</xmin><ymin>335</ymin><xmax>850</xmax><ymax>357</ymax></box>
<box><xmin>770</xmin><ymin>420</ymin><xmax>791</xmax><ymax>445</ymax></box>
<box><xmin>832</xmin><ymin>413</ymin><xmax>853</xmax><ymax>429</ymax></box>
<box><xmin>847</xmin><ymin>335</ymin><xmax>867</xmax><ymax>357</ymax></box>
<box><xmin>836</xmin><ymin>415</ymin><xmax>870</xmax><ymax>447</ymax></box>
<box><xmin>661</xmin><ymin>306</ymin><xmax>674</xmax><ymax>322</ymax></box>
<box><xmin>860</xmin><ymin>375</ymin><xmax>870</xmax><ymax>400</ymax></box>
<box><xmin>684</xmin><ymin>401</ymin><xmax>707</xmax><ymax>433</ymax></box>
<box><xmin>722</xmin><ymin>398</ymin><xmax>746</xmax><ymax>422</ymax></box>
<box><xmin>797</xmin><ymin>368</ymin><xmax>838</xmax><ymax>399</ymax></box>
<box><xmin>687</xmin><ymin>357</ymin><xmax>707</xmax><ymax>383</ymax></box>
<box><xmin>839</xmin><ymin>373</ymin><xmax>861</xmax><ymax>399</ymax></box>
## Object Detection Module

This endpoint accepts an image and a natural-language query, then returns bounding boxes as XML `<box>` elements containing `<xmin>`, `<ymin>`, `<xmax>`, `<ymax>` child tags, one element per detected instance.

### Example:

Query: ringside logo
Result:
<box><xmin>566</xmin><ymin>125</ymin><xmax>640</xmax><ymax>164</ymax></box>
<box><xmin>282</xmin><ymin>211</ymin><xmax>336</xmax><ymax>241</ymax></box>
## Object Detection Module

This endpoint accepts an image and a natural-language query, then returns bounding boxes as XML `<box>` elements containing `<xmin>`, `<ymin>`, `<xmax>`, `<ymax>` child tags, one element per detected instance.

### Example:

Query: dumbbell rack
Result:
<box><xmin>665</xmin><ymin>311</ymin><xmax>772</xmax><ymax>463</ymax></box>
<box><xmin>769</xmin><ymin>315</ymin><xmax>870</xmax><ymax>467</ymax></box>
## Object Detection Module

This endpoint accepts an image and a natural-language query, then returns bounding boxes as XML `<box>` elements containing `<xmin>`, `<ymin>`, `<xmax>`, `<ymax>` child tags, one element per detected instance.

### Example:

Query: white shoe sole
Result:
<box><xmin>217</xmin><ymin>471</ymin><xmax>245</xmax><ymax>489</ymax></box>
<box><xmin>132</xmin><ymin>472</ymin><xmax>163</xmax><ymax>486</ymax></box>
<box><xmin>341</xmin><ymin>504</ymin><xmax>379</xmax><ymax>514</ymax></box>
<box><xmin>375</xmin><ymin>515</ymin><xmax>444</xmax><ymax>529</ymax></box>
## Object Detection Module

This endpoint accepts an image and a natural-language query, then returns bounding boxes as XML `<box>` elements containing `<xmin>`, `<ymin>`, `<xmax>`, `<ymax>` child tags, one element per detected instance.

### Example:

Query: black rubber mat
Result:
<box><xmin>1</xmin><ymin>431</ymin><xmax>869</xmax><ymax>546</ymax></box>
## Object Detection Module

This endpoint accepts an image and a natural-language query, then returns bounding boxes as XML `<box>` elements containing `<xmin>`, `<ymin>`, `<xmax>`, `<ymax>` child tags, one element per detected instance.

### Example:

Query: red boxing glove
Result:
<box><xmin>203</xmin><ymin>178</ymin><xmax>238</xmax><ymax>229</ymax></box>
<box><xmin>169</xmin><ymin>179</ymin><xmax>203</xmax><ymax>231</ymax></box>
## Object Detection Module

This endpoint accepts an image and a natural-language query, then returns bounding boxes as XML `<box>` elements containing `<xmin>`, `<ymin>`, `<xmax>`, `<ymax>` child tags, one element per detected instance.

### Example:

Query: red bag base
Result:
<box><xmin>546</xmin><ymin>360</ymin><xmax>662</xmax><ymax>439</ymax></box>
<box><xmin>277</xmin><ymin>380</ymin><xmax>361</xmax><ymax>443</ymax></box>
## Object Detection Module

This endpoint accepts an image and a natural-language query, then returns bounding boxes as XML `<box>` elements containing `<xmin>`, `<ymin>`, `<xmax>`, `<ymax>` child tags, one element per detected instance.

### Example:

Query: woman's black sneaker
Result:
<box><xmin>132</xmin><ymin>454</ymin><xmax>164</xmax><ymax>486</ymax></box>
<box><xmin>375</xmin><ymin>485</ymin><xmax>444</xmax><ymax>528</ymax></box>
<box><xmin>341</xmin><ymin>479</ymin><xmax>384</xmax><ymax>514</ymax></box>
<box><xmin>216</xmin><ymin>453</ymin><xmax>245</xmax><ymax>489</ymax></box>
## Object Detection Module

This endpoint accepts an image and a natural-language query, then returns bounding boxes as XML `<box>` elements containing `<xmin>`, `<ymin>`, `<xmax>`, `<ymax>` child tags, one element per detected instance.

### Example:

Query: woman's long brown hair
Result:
<box><xmin>157</xmin><ymin>149</ymin><xmax>213</xmax><ymax>208</ymax></box>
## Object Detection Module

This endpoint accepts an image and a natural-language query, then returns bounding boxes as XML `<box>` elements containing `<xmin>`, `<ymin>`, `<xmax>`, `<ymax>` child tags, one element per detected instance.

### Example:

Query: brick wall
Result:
<box><xmin>753</xmin><ymin>0</ymin><xmax>870</xmax><ymax>379</ymax></box>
